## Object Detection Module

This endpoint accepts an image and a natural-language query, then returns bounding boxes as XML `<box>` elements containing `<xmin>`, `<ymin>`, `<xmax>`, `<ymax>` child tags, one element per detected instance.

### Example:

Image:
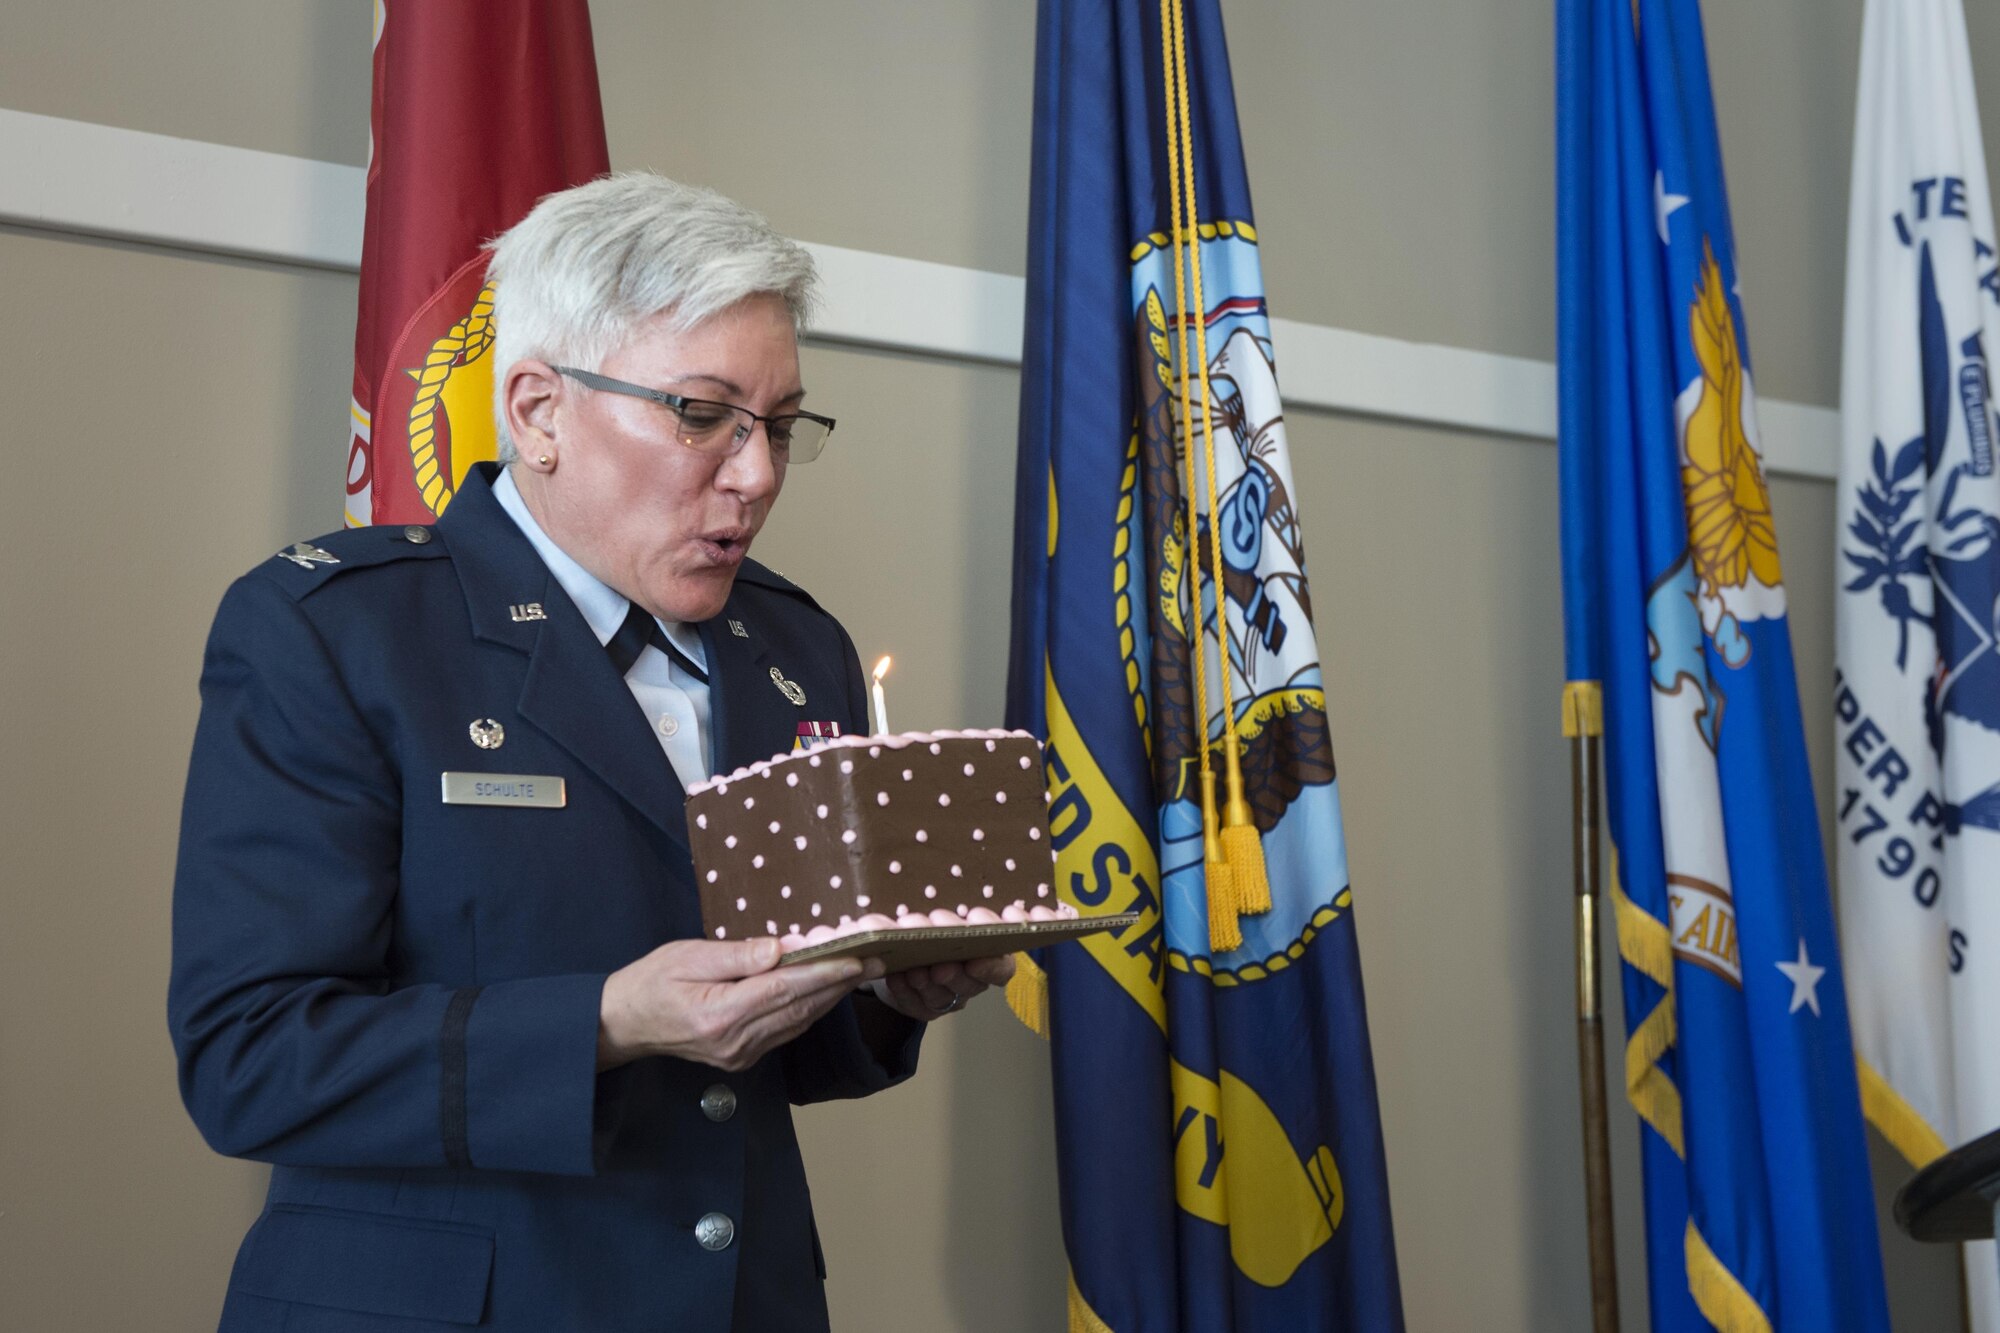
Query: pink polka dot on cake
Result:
<box><xmin>705</xmin><ymin>870</ymin><xmax>718</xmax><ymax>883</ymax></box>
<box><xmin>924</xmin><ymin>885</ymin><xmax>938</xmax><ymax>899</ymax></box>
<box><xmin>857</xmin><ymin>895</ymin><xmax>870</xmax><ymax>907</ymax></box>
<box><xmin>1028</xmin><ymin>827</ymin><xmax>1042</xmax><ymax>840</ymax></box>
<box><xmin>1019</xmin><ymin>755</ymin><xmax>1031</xmax><ymax>769</ymax></box>
<box><xmin>815</xmin><ymin>803</ymin><xmax>828</xmax><ymax>818</ymax></box>
<box><xmin>1037</xmin><ymin>884</ymin><xmax>1050</xmax><ymax>897</ymax></box>
<box><xmin>915</xmin><ymin>829</ymin><xmax>928</xmax><ymax>842</ymax></box>
<box><xmin>1005</xmin><ymin>858</ymin><xmax>1017</xmax><ymax>871</ymax></box>
<box><xmin>786</xmin><ymin>773</ymin><xmax>798</xmax><ymax>787</ymax></box>
<box><xmin>781</xmin><ymin>886</ymin><xmax>792</xmax><ymax>898</ymax></box>
<box><xmin>841</xmin><ymin>830</ymin><xmax>857</xmax><ymax>845</ymax></box>
<box><xmin>995</xmin><ymin>791</ymin><xmax>1008</xmax><ymax>804</ymax></box>
<box><xmin>869</xmin><ymin>746</ymin><xmax>882</xmax><ymax>758</ymax></box>
<box><xmin>950</xmin><ymin>864</ymin><xmax>962</xmax><ymax>877</ymax></box>
<box><xmin>811</xmin><ymin>903</ymin><xmax>822</xmax><ymax>917</ymax></box>
<box><xmin>696</xmin><ymin>814</ymin><xmax>708</xmax><ymax>829</ymax></box>
<box><xmin>982</xmin><ymin>885</ymin><xmax>994</xmax><ymax>898</ymax></box>
<box><xmin>794</xmin><ymin>835</ymin><xmax>808</xmax><ymax>850</ymax></box>
<box><xmin>809</xmin><ymin>755</ymin><xmax>821</xmax><ymax>767</ymax></box>
<box><xmin>985</xmin><ymin>739</ymin><xmax>997</xmax><ymax>751</ymax></box>
<box><xmin>829</xmin><ymin>875</ymin><xmax>842</xmax><ymax>889</ymax></box>
<box><xmin>876</xmin><ymin>792</ymin><xmax>889</xmax><ymax>806</ymax></box>
<box><xmin>972</xmin><ymin>829</ymin><xmax>984</xmax><ymax>841</ymax></box>
<box><xmin>724</xmin><ymin>835</ymin><xmax>737</xmax><ymax>849</ymax></box>
<box><xmin>938</xmin><ymin>793</ymin><xmax>951</xmax><ymax>806</ymax></box>
<box><xmin>752</xmin><ymin>855</ymin><xmax>765</xmax><ymax>868</ymax></box>
<box><xmin>888</xmin><ymin>860</ymin><xmax>902</xmax><ymax>873</ymax></box>
<box><xmin>840</xmin><ymin>760</ymin><xmax>853</xmax><ymax>774</ymax></box>
<box><xmin>715</xmin><ymin>927</ymin><xmax>727</xmax><ymax>939</ymax></box>
<box><xmin>768</xmin><ymin>820</ymin><xmax>781</xmax><ymax>834</ymax></box>
<box><xmin>735</xmin><ymin>897</ymin><xmax>747</xmax><ymax>911</ymax></box>
<box><xmin>963</xmin><ymin>762</ymin><xmax>975</xmax><ymax>776</ymax></box>
<box><xmin>902</xmin><ymin>769</ymin><xmax>913</xmax><ymax>781</ymax></box>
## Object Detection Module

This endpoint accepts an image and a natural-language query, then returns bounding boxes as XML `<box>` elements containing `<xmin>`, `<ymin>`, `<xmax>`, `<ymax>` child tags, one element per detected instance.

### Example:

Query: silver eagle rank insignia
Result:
<box><xmin>277</xmin><ymin>542</ymin><xmax>340</xmax><ymax>570</ymax></box>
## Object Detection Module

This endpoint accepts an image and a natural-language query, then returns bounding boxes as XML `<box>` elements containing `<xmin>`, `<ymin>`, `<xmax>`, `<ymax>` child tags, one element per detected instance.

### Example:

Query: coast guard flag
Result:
<box><xmin>1006</xmin><ymin>0</ymin><xmax>1401</xmax><ymax>1328</ymax></box>
<box><xmin>346</xmin><ymin>0</ymin><xmax>608</xmax><ymax>526</ymax></box>
<box><xmin>1837</xmin><ymin>0</ymin><xmax>2000</xmax><ymax>1324</ymax></box>
<box><xmin>1556</xmin><ymin>0</ymin><xmax>1890</xmax><ymax>1328</ymax></box>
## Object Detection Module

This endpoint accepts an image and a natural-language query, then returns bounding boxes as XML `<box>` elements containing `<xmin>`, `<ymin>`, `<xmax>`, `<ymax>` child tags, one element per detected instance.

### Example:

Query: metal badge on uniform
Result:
<box><xmin>769</xmin><ymin>667</ymin><xmax>807</xmax><ymax>706</ymax></box>
<box><xmin>509</xmin><ymin>602</ymin><xmax>546</xmax><ymax>622</ymax></box>
<box><xmin>277</xmin><ymin>542</ymin><xmax>339</xmax><ymax>570</ymax></box>
<box><xmin>728</xmin><ymin>619</ymin><xmax>748</xmax><ymax>638</ymax></box>
<box><xmin>468</xmin><ymin>719</ymin><xmax>505</xmax><ymax>749</ymax></box>
<box><xmin>441</xmin><ymin>772</ymin><xmax>567</xmax><ymax>808</ymax></box>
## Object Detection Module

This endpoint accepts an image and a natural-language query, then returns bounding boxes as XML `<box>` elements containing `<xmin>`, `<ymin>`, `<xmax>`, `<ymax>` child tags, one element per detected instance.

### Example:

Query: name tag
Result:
<box><xmin>441</xmin><ymin>772</ymin><xmax>567</xmax><ymax>808</ymax></box>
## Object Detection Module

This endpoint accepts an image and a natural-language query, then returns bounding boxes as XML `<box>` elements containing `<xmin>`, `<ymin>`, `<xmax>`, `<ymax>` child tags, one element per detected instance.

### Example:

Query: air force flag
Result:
<box><xmin>1837</xmin><ymin>0</ymin><xmax>2000</xmax><ymax>1325</ymax></box>
<box><xmin>1558</xmin><ymin>0</ymin><xmax>1891</xmax><ymax>1327</ymax></box>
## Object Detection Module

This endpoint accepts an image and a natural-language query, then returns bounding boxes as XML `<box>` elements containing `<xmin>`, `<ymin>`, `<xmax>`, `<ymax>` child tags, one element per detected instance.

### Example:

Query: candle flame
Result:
<box><xmin>872</xmin><ymin>655</ymin><xmax>893</xmax><ymax>683</ymax></box>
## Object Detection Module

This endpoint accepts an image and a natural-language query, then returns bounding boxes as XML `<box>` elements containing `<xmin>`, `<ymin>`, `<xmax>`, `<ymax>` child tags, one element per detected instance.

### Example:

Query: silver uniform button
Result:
<box><xmin>695</xmin><ymin>1212</ymin><xmax>735</xmax><ymax>1252</ymax></box>
<box><xmin>700</xmin><ymin>1084</ymin><xmax>737</xmax><ymax>1122</ymax></box>
<box><xmin>658</xmin><ymin>715</ymin><xmax>680</xmax><ymax>738</ymax></box>
<box><xmin>402</xmin><ymin>525</ymin><xmax>432</xmax><ymax>544</ymax></box>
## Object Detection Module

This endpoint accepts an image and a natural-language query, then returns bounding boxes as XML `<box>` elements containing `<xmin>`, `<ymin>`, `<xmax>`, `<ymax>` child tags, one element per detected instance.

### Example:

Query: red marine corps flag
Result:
<box><xmin>346</xmin><ymin>0</ymin><xmax>610</xmax><ymax>527</ymax></box>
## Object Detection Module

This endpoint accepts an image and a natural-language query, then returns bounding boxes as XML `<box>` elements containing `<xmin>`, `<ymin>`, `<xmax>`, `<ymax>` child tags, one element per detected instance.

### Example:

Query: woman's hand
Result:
<box><xmin>870</xmin><ymin>954</ymin><xmax>1018</xmax><ymax>1022</ymax></box>
<box><xmin>597</xmin><ymin>938</ymin><xmax>886</xmax><ymax>1071</ymax></box>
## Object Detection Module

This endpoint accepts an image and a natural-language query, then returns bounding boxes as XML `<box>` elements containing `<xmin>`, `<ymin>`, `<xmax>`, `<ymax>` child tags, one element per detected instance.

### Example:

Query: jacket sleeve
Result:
<box><xmin>779</xmin><ymin>611</ymin><xmax>924</xmax><ymax>1104</ymax></box>
<box><xmin>167</xmin><ymin>575</ymin><xmax>605</xmax><ymax>1176</ymax></box>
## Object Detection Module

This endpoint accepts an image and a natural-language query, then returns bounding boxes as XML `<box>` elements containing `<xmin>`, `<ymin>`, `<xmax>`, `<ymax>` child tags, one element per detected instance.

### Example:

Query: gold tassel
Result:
<box><xmin>1005</xmin><ymin>951</ymin><xmax>1050</xmax><ymax>1040</ymax></box>
<box><xmin>1220</xmin><ymin>745</ymin><xmax>1271</xmax><ymax>915</ymax></box>
<box><xmin>1203</xmin><ymin>770</ymin><xmax>1241</xmax><ymax>952</ymax></box>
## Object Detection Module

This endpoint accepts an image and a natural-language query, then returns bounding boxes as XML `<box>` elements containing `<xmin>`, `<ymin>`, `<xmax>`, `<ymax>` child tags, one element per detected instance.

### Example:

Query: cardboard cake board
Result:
<box><xmin>777</xmin><ymin>912</ymin><xmax>1140</xmax><ymax>970</ymax></box>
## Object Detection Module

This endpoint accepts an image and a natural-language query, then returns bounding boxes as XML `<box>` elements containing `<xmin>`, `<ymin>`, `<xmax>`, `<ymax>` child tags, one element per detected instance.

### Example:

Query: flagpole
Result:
<box><xmin>1565</xmin><ymin>681</ymin><xmax>1620</xmax><ymax>1333</ymax></box>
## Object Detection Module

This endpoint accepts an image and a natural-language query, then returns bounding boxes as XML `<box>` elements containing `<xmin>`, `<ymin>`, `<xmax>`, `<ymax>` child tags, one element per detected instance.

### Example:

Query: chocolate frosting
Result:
<box><xmin>687</xmin><ymin>731</ymin><xmax>1054</xmax><ymax>939</ymax></box>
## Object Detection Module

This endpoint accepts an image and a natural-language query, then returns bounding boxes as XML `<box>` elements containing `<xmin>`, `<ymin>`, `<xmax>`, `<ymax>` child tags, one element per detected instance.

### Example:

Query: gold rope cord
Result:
<box><xmin>1160</xmin><ymin>0</ymin><xmax>1239</xmax><ymax>953</ymax></box>
<box><xmin>1164</xmin><ymin>0</ymin><xmax>1273</xmax><ymax>921</ymax></box>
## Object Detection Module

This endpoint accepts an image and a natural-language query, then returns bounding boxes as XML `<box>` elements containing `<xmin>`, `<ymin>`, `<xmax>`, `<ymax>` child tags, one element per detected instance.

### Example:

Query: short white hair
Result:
<box><xmin>486</xmin><ymin>172</ymin><xmax>819</xmax><ymax>461</ymax></box>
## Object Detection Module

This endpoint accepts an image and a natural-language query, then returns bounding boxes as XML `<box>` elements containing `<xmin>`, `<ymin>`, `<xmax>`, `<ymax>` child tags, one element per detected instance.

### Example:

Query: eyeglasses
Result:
<box><xmin>551</xmin><ymin>366</ymin><xmax>836</xmax><ymax>464</ymax></box>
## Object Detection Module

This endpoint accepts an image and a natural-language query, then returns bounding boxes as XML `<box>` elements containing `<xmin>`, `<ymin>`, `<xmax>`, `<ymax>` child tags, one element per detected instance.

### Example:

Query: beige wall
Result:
<box><xmin>0</xmin><ymin>0</ymin><xmax>1979</xmax><ymax>1329</ymax></box>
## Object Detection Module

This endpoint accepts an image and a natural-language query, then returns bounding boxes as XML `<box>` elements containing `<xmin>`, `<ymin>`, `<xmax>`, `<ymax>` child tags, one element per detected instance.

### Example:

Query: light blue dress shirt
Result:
<box><xmin>492</xmin><ymin>467</ymin><xmax>713</xmax><ymax>789</ymax></box>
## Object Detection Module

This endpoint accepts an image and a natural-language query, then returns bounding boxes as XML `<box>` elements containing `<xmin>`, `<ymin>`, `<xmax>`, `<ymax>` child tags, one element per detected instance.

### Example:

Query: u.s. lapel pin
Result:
<box><xmin>769</xmin><ymin>667</ymin><xmax>807</xmax><ymax>706</ymax></box>
<box><xmin>728</xmin><ymin>619</ymin><xmax>748</xmax><ymax>638</ymax></box>
<box><xmin>509</xmin><ymin>603</ymin><xmax>546</xmax><ymax>622</ymax></box>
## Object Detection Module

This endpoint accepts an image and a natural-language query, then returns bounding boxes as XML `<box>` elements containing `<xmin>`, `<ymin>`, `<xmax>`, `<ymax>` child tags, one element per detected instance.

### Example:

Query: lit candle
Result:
<box><xmin>871</xmin><ymin>656</ymin><xmax>892</xmax><ymax>736</ymax></box>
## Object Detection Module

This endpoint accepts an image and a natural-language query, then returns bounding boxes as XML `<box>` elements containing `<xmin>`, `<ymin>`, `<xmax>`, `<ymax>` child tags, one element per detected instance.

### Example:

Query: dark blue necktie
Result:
<box><xmin>605</xmin><ymin>602</ymin><xmax>708</xmax><ymax>683</ymax></box>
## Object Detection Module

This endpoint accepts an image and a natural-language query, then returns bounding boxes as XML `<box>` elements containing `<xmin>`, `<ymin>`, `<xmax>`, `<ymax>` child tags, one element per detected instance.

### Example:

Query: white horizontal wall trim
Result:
<box><xmin>0</xmin><ymin>107</ymin><xmax>1839</xmax><ymax>479</ymax></box>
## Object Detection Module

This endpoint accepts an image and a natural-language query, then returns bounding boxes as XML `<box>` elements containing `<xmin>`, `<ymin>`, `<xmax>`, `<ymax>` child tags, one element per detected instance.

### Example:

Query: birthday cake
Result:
<box><xmin>685</xmin><ymin>729</ymin><xmax>1077</xmax><ymax>954</ymax></box>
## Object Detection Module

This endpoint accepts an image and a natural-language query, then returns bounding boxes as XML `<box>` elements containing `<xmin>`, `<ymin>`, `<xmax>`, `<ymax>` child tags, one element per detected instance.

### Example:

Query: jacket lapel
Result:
<box><xmin>440</xmin><ymin>465</ymin><xmax>689</xmax><ymax>851</ymax></box>
<box><xmin>697</xmin><ymin>607</ymin><xmax>795</xmax><ymax>777</ymax></box>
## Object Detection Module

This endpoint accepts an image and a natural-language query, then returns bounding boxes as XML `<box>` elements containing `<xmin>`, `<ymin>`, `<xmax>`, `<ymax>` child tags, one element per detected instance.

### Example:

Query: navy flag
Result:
<box><xmin>1557</xmin><ymin>0</ymin><xmax>1891</xmax><ymax>1327</ymax></box>
<box><xmin>1006</xmin><ymin>0</ymin><xmax>1402</xmax><ymax>1327</ymax></box>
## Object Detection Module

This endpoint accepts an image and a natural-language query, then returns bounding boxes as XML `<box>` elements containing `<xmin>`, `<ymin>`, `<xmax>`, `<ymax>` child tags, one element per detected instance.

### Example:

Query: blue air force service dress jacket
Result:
<box><xmin>168</xmin><ymin>463</ymin><xmax>921</xmax><ymax>1332</ymax></box>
